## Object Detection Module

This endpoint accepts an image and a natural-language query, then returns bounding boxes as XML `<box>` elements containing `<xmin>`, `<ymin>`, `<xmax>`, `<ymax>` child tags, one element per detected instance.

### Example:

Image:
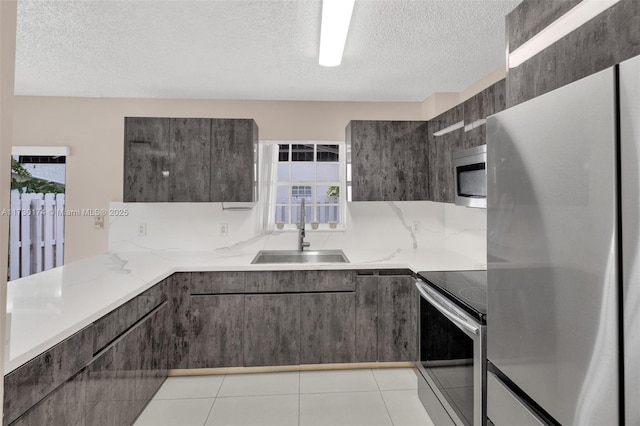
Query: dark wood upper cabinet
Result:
<box><xmin>463</xmin><ymin>79</ymin><xmax>506</xmax><ymax>150</ymax></box>
<box><xmin>505</xmin><ymin>0</ymin><xmax>640</xmax><ymax>107</ymax></box>
<box><xmin>211</xmin><ymin>119</ymin><xmax>258</xmax><ymax>202</ymax></box>
<box><xmin>428</xmin><ymin>105</ymin><xmax>464</xmax><ymax>204</ymax></box>
<box><xmin>169</xmin><ymin>118</ymin><xmax>211</xmax><ymax>202</ymax></box>
<box><xmin>124</xmin><ymin>117</ymin><xmax>171</xmax><ymax>202</ymax></box>
<box><xmin>346</xmin><ymin>80</ymin><xmax>504</xmax><ymax>205</ymax></box>
<box><xmin>346</xmin><ymin>120</ymin><xmax>430</xmax><ymax>201</ymax></box>
<box><xmin>124</xmin><ymin>117</ymin><xmax>258</xmax><ymax>202</ymax></box>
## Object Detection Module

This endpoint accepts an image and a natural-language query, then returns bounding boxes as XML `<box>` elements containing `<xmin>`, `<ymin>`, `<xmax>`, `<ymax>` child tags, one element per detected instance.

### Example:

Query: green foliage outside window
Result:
<box><xmin>326</xmin><ymin>185</ymin><xmax>339</xmax><ymax>198</ymax></box>
<box><xmin>11</xmin><ymin>159</ymin><xmax>65</xmax><ymax>194</ymax></box>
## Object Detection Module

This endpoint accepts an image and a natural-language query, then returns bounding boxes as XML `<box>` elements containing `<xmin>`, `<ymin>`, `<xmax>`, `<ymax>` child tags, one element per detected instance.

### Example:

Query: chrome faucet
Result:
<box><xmin>298</xmin><ymin>198</ymin><xmax>310</xmax><ymax>252</ymax></box>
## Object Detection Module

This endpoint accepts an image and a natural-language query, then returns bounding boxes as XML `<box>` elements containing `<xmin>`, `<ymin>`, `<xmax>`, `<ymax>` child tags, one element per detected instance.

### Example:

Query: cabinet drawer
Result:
<box><xmin>487</xmin><ymin>372</ymin><xmax>546</xmax><ymax>426</ymax></box>
<box><xmin>189</xmin><ymin>271</ymin><xmax>245</xmax><ymax>294</ymax></box>
<box><xmin>93</xmin><ymin>279</ymin><xmax>167</xmax><ymax>354</ymax></box>
<box><xmin>3</xmin><ymin>326</ymin><xmax>93</xmax><ymax>426</ymax></box>
<box><xmin>245</xmin><ymin>270</ymin><xmax>355</xmax><ymax>293</ymax></box>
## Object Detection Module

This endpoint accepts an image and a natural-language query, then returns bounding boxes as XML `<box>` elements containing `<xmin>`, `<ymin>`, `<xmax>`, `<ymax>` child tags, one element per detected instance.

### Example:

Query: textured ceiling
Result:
<box><xmin>15</xmin><ymin>0</ymin><xmax>521</xmax><ymax>102</ymax></box>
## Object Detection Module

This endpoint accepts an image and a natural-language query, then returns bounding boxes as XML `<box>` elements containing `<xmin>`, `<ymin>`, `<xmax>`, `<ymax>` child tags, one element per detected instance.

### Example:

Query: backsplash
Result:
<box><xmin>108</xmin><ymin>201</ymin><xmax>486</xmax><ymax>264</ymax></box>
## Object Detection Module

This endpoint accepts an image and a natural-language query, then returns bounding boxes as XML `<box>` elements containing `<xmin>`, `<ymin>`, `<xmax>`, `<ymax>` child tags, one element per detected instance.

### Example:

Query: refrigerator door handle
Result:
<box><xmin>415</xmin><ymin>280</ymin><xmax>480</xmax><ymax>336</ymax></box>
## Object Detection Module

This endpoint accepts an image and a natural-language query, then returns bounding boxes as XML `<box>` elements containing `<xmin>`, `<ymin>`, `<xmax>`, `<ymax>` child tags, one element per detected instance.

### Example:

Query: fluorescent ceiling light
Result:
<box><xmin>509</xmin><ymin>0</ymin><xmax>621</xmax><ymax>68</ymax></box>
<box><xmin>319</xmin><ymin>0</ymin><xmax>355</xmax><ymax>67</ymax></box>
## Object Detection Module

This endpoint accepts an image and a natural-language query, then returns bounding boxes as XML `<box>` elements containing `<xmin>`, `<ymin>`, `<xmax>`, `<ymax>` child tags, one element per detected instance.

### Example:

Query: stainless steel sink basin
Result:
<box><xmin>251</xmin><ymin>250</ymin><xmax>349</xmax><ymax>264</ymax></box>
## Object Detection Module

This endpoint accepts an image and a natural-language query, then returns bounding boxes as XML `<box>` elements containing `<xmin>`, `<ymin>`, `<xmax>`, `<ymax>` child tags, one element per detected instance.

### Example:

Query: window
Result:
<box><xmin>275</xmin><ymin>143</ymin><xmax>344</xmax><ymax>228</ymax></box>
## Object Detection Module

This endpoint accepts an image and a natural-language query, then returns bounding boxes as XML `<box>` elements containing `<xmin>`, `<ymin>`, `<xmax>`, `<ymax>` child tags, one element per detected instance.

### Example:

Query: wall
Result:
<box><xmin>0</xmin><ymin>0</ymin><xmax>17</xmax><ymax>414</ymax></box>
<box><xmin>458</xmin><ymin>65</ymin><xmax>506</xmax><ymax>103</ymax></box>
<box><xmin>420</xmin><ymin>92</ymin><xmax>459</xmax><ymax>120</ymax></box>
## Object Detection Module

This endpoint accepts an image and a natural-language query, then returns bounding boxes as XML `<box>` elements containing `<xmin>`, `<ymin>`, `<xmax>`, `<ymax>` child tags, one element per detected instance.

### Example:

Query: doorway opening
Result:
<box><xmin>8</xmin><ymin>148</ymin><xmax>67</xmax><ymax>280</ymax></box>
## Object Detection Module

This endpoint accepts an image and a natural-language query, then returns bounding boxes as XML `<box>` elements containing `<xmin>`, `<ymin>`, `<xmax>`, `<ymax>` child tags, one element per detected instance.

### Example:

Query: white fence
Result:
<box><xmin>9</xmin><ymin>193</ymin><xmax>65</xmax><ymax>280</ymax></box>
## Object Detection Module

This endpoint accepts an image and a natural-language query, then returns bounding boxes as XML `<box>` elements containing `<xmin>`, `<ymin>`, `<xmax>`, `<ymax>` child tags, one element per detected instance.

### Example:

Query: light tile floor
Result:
<box><xmin>134</xmin><ymin>368</ymin><xmax>435</xmax><ymax>426</ymax></box>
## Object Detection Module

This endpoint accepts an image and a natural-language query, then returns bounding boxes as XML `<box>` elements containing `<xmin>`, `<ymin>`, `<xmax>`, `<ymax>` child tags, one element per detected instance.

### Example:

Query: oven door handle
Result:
<box><xmin>415</xmin><ymin>280</ymin><xmax>480</xmax><ymax>336</ymax></box>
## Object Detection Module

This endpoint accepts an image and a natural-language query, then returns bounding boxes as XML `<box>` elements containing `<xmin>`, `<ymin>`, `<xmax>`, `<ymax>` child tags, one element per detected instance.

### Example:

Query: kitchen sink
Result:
<box><xmin>250</xmin><ymin>250</ymin><xmax>349</xmax><ymax>264</ymax></box>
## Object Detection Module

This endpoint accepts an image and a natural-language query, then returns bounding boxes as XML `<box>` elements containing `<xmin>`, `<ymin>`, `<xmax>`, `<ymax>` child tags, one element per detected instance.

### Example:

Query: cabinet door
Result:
<box><xmin>300</xmin><ymin>292</ymin><xmax>356</xmax><ymax>364</ymax></box>
<box><xmin>124</xmin><ymin>117</ymin><xmax>170</xmax><ymax>202</ymax></box>
<box><xmin>189</xmin><ymin>294</ymin><xmax>244</xmax><ymax>368</ymax></box>
<box><xmin>169</xmin><ymin>118</ymin><xmax>211</xmax><ymax>202</ymax></box>
<box><xmin>135</xmin><ymin>303</ymin><xmax>170</xmax><ymax>415</ymax></box>
<box><xmin>210</xmin><ymin>119</ymin><xmax>256</xmax><ymax>202</ymax></box>
<box><xmin>428</xmin><ymin>106</ymin><xmax>464</xmax><ymax>203</ymax></box>
<box><xmin>10</xmin><ymin>368</ymin><xmax>89</xmax><ymax>426</ymax></box>
<box><xmin>244</xmin><ymin>294</ymin><xmax>300</xmax><ymax>366</ymax></box>
<box><xmin>463</xmin><ymin>79</ymin><xmax>506</xmax><ymax>150</ymax></box>
<box><xmin>463</xmin><ymin>91</ymin><xmax>486</xmax><ymax>150</ymax></box>
<box><xmin>168</xmin><ymin>273</ymin><xmax>191</xmax><ymax>369</ymax></box>
<box><xmin>378</xmin><ymin>275</ymin><xmax>417</xmax><ymax>362</ymax></box>
<box><xmin>355</xmin><ymin>274</ymin><xmax>378</xmax><ymax>362</ymax></box>
<box><xmin>86</xmin><ymin>304</ymin><xmax>169</xmax><ymax>426</ymax></box>
<box><xmin>347</xmin><ymin>120</ymin><xmax>430</xmax><ymax>201</ymax></box>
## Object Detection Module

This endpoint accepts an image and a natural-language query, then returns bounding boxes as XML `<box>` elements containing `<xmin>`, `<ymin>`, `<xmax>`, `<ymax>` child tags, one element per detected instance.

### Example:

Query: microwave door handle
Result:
<box><xmin>414</xmin><ymin>281</ymin><xmax>480</xmax><ymax>336</ymax></box>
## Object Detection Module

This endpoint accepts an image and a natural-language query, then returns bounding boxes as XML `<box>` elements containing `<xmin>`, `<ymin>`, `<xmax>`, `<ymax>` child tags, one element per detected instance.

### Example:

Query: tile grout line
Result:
<box><xmin>203</xmin><ymin>374</ymin><xmax>227</xmax><ymax>425</ymax></box>
<box><xmin>300</xmin><ymin>389</ymin><xmax>382</xmax><ymax>396</ymax></box>
<box><xmin>370</xmin><ymin>368</ymin><xmax>381</xmax><ymax>391</ymax></box>
<box><xmin>216</xmin><ymin>391</ymin><xmax>300</xmax><ymax>398</ymax></box>
<box><xmin>298</xmin><ymin>370</ymin><xmax>302</xmax><ymax>426</ymax></box>
<box><xmin>371</xmin><ymin>369</ymin><xmax>396</xmax><ymax>426</ymax></box>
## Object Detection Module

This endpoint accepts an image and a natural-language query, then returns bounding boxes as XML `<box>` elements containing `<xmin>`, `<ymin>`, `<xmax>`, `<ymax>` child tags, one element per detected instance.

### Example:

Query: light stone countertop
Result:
<box><xmin>5</xmin><ymin>246</ymin><xmax>484</xmax><ymax>374</ymax></box>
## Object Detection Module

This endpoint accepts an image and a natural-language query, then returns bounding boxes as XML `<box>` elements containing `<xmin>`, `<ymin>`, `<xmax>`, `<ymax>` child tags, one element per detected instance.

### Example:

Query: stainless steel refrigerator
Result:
<box><xmin>486</xmin><ymin>53</ymin><xmax>640</xmax><ymax>425</ymax></box>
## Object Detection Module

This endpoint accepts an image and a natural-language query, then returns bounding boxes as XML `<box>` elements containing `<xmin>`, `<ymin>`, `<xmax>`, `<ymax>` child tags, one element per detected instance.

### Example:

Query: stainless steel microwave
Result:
<box><xmin>453</xmin><ymin>145</ymin><xmax>487</xmax><ymax>208</ymax></box>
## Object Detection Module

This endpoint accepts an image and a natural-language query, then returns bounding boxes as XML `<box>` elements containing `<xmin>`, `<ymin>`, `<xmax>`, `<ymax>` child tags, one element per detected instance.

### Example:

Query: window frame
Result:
<box><xmin>270</xmin><ymin>141</ymin><xmax>346</xmax><ymax>231</ymax></box>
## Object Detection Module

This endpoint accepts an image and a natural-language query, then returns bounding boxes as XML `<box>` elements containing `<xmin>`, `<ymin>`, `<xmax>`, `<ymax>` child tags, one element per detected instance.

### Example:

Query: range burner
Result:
<box><xmin>459</xmin><ymin>286</ymin><xmax>486</xmax><ymax>305</ymax></box>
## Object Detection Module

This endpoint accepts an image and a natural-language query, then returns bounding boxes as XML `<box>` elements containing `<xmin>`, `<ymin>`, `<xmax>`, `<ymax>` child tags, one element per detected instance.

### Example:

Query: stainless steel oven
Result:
<box><xmin>453</xmin><ymin>145</ymin><xmax>487</xmax><ymax>208</ymax></box>
<box><xmin>415</xmin><ymin>271</ymin><xmax>487</xmax><ymax>426</ymax></box>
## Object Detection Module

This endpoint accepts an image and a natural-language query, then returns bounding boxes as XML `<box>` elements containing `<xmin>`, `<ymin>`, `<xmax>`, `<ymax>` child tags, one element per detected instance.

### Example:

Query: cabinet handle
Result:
<box><xmin>415</xmin><ymin>280</ymin><xmax>480</xmax><ymax>336</ymax></box>
<box><xmin>162</xmin><ymin>171</ymin><xmax>170</xmax><ymax>177</ymax></box>
<box><xmin>128</xmin><ymin>140</ymin><xmax>151</xmax><ymax>144</ymax></box>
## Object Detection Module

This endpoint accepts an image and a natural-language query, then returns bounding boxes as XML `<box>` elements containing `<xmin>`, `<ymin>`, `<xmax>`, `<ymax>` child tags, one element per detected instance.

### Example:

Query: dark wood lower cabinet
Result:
<box><xmin>300</xmin><ymin>292</ymin><xmax>356</xmax><ymax>364</ymax></box>
<box><xmin>355</xmin><ymin>275</ymin><xmax>379</xmax><ymax>362</ymax></box>
<box><xmin>10</xmin><ymin>303</ymin><xmax>169</xmax><ymax>426</ymax></box>
<box><xmin>6</xmin><ymin>269</ymin><xmax>418</xmax><ymax>426</ymax></box>
<box><xmin>135</xmin><ymin>301</ymin><xmax>169</xmax><ymax>415</ymax></box>
<box><xmin>377</xmin><ymin>275</ymin><xmax>417</xmax><ymax>362</ymax></box>
<box><xmin>86</xmin><ymin>302</ymin><xmax>169</xmax><ymax>426</ymax></box>
<box><xmin>189</xmin><ymin>295</ymin><xmax>244</xmax><ymax>368</ymax></box>
<box><xmin>85</xmin><ymin>325</ymin><xmax>138</xmax><ymax>426</ymax></box>
<box><xmin>10</xmin><ymin>369</ymin><xmax>88</xmax><ymax>426</ymax></box>
<box><xmin>244</xmin><ymin>294</ymin><xmax>301</xmax><ymax>367</ymax></box>
<box><xmin>169</xmin><ymin>273</ymin><xmax>191</xmax><ymax>369</ymax></box>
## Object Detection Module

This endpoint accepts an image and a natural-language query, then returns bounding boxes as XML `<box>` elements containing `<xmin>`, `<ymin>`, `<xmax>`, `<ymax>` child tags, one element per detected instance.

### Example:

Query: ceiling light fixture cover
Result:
<box><xmin>508</xmin><ymin>0</ymin><xmax>621</xmax><ymax>68</ymax></box>
<box><xmin>319</xmin><ymin>0</ymin><xmax>355</xmax><ymax>67</ymax></box>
